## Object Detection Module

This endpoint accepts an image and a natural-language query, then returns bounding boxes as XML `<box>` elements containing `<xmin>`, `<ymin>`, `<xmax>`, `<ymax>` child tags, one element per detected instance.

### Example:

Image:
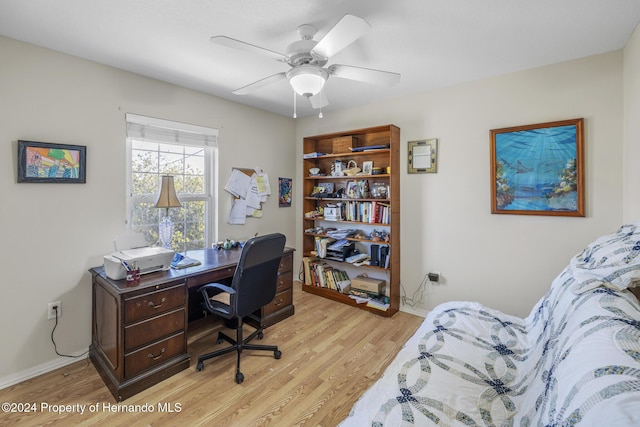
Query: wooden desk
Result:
<box><xmin>89</xmin><ymin>247</ymin><xmax>294</xmax><ymax>401</ymax></box>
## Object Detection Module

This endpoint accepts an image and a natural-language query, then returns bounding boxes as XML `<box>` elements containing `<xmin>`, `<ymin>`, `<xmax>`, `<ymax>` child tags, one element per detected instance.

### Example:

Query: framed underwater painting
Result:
<box><xmin>490</xmin><ymin>118</ymin><xmax>584</xmax><ymax>217</ymax></box>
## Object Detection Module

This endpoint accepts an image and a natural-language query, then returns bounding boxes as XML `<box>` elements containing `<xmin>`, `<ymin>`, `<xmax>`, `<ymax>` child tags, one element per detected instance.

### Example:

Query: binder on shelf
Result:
<box><xmin>379</xmin><ymin>245</ymin><xmax>389</xmax><ymax>269</ymax></box>
<box><xmin>370</xmin><ymin>244</ymin><xmax>380</xmax><ymax>267</ymax></box>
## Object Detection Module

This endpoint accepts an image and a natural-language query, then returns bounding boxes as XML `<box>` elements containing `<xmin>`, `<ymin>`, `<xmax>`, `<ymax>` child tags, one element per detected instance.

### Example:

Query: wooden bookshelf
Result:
<box><xmin>301</xmin><ymin>124</ymin><xmax>400</xmax><ymax>316</ymax></box>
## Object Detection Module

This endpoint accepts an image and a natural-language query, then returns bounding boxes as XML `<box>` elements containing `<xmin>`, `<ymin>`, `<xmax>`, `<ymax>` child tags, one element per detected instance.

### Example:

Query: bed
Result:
<box><xmin>340</xmin><ymin>223</ymin><xmax>640</xmax><ymax>426</ymax></box>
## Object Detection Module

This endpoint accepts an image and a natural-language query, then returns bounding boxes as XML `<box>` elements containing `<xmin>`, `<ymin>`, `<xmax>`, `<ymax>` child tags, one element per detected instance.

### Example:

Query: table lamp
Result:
<box><xmin>155</xmin><ymin>175</ymin><xmax>182</xmax><ymax>248</ymax></box>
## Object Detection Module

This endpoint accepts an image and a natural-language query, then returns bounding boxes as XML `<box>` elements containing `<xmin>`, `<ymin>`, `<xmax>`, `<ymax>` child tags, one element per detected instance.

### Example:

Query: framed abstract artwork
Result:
<box><xmin>278</xmin><ymin>177</ymin><xmax>292</xmax><ymax>207</ymax></box>
<box><xmin>490</xmin><ymin>118</ymin><xmax>584</xmax><ymax>216</ymax></box>
<box><xmin>18</xmin><ymin>140</ymin><xmax>86</xmax><ymax>183</ymax></box>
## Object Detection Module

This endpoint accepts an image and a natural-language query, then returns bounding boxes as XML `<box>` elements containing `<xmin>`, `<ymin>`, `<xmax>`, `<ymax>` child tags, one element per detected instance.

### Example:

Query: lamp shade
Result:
<box><xmin>287</xmin><ymin>66</ymin><xmax>328</xmax><ymax>97</ymax></box>
<box><xmin>155</xmin><ymin>175</ymin><xmax>182</xmax><ymax>209</ymax></box>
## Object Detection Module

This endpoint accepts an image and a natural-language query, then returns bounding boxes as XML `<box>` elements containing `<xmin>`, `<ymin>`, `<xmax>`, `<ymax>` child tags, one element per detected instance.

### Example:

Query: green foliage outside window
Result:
<box><xmin>130</xmin><ymin>141</ymin><xmax>208</xmax><ymax>252</ymax></box>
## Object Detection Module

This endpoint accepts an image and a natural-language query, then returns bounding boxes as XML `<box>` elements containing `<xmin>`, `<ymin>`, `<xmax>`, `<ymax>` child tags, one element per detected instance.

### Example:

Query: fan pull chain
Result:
<box><xmin>293</xmin><ymin>91</ymin><xmax>297</xmax><ymax>118</ymax></box>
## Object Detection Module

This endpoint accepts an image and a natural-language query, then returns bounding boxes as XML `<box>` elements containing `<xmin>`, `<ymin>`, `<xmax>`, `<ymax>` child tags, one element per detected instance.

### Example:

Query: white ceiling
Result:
<box><xmin>1</xmin><ymin>0</ymin><xmax>639</xmax><ymax>118</ymax></box>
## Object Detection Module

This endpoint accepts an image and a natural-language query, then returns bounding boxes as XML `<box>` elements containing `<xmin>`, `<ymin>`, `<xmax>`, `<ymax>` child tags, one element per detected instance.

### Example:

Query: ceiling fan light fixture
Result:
<box><xmin>287</xmin><ymin>66</ymin><xmax>328</xmax><ymax>97</ymax></box>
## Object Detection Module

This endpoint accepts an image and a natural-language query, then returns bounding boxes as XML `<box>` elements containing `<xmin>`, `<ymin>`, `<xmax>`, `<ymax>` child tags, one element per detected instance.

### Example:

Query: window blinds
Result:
<box><xmin>125</xmin><ymin>113</ymin><xmax>218</xmax><ymax>147</ymax></box>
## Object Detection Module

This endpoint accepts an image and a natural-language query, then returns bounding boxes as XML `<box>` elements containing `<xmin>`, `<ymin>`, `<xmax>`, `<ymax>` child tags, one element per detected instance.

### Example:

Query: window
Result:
<box><xmin>125</xmin><ymin>114</ymin><xmax>218</xmax><ymax>252</ymax></box>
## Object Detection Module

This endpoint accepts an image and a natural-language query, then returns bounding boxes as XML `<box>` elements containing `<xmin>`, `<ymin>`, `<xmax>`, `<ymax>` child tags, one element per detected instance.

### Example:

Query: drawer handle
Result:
<box><xmin>148</xmin><ymin>348</ymin><xmax>166</xmax><ymax>360</ymax></box>
<box><xmin>148</xmin><ymin>297</ymin><xmax>166</xmax><ymax>309</ymax></box>
<box><xmin>274</xmin><ymin>298</ymin><xmax>284</xmax><ymax>307</ymax></box>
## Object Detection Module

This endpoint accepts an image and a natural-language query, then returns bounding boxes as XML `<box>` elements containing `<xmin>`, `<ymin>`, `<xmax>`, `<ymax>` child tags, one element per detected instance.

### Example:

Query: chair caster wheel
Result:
<box><xmin>235</xmin><ymin>372</ymin><xmax>244</xmax><ymax>384</ymax></box>
<box><xmin>274</xmin><ymin>350</ymin><xmax>282</xmax><ymax>359</ymax></box>
<box><xmin>196</xmin><ymin>361</ymin><xmax>204</xmax><ymax>371</ymax></box>
<box><xmin>257</xmin><ymin>331</ymin><xmax>264</xmax><ymax>340</ymax></box>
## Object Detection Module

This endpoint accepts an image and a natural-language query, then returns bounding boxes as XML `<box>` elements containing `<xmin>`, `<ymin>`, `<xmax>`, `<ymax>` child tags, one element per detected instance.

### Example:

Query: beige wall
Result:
<box><xmin>0</xmin><ymin>36</ymin><xmax>296</xmax><ymax>384</ymax></box>
<box><xmin>624</xmin><ymin>22</ymin><xmax>640</xmax><ymax>221</ymax></box>
<box><xmin>297</xmin><ymin>51</ymin><xmax>625</xmax><ymax>318</ymax></box>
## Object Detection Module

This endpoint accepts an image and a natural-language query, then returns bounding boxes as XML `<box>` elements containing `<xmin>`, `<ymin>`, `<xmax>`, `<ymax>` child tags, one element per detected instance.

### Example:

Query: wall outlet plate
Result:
<box><xmin>48</xmin><ymin>301</ymin><xmax>61</xmax><ymax>320</ymax></box>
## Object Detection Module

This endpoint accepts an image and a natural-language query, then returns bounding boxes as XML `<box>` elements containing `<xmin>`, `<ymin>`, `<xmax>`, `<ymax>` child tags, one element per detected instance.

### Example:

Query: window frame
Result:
<box><xmin>125</xmin><ymin>115</ymin><xmax>218</xmax><ymax>251</ymax></box>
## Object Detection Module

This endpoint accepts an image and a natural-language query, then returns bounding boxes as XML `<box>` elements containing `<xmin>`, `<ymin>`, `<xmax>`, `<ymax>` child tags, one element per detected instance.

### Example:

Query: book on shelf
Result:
<box><xmin>345</xmin><ymin>252</ymin><xmax>370</xmax><ymax>264</ymax></box>
<box><xmin>366</xmin><ymin>299</ymin><xmax>390</xmax><ymax>311</ymax></box>
<box><xmin>350</xmin><ymin>288</ymin><xmax>390</xmax><ymax>311</ymax></box>
<box><xmin>302</xmin><ymin>256</ymin><xmax>319</xmax><ymax>285</ymax></box>
<box><xmin>303</xmin><ymin>152</ymin><xmax>326</xmax><ymax>159</ymax></box>
<box><xmin>349</xmin><ymin>144</ymin><xmax>390</xmax><ymax>152</ymax></box>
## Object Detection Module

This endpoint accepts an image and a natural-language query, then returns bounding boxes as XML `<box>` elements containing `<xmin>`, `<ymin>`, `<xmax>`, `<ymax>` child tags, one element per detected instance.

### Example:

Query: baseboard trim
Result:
<box><xmin>399</xmin><ymin>306</ymin><xmax>428</xmax><ymax>317</ymax></box>
<box><xmin>0</xmin><ymin>347</ymin><xmax>89</xmax><ymax>390</ymax></box>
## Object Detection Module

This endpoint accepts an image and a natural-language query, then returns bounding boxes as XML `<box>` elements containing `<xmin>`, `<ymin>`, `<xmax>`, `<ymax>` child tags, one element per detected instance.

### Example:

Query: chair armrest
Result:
<box><xmin>199</xmin><ymin>283</ymin><xmax>236</xmax><ymax>316</ymax></box>
<box><xmin>199</xmin><ymin>283</ymin><xmax>235</xmax><ymax>297</ymax></box>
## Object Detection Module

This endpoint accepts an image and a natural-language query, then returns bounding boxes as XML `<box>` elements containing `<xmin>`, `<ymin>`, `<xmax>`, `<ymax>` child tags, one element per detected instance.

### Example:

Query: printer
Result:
<box><xmin>103</xmin><ymin>233</ymin><xmax>175</xmax><ymax>280</ymax></box>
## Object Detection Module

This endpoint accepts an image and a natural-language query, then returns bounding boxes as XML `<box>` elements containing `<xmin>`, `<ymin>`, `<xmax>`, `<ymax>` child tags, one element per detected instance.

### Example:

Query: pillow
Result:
<box><xmin>570</xmin><ymin>223</ymin><xmax>640</xmax><ymax>294</ymax></box>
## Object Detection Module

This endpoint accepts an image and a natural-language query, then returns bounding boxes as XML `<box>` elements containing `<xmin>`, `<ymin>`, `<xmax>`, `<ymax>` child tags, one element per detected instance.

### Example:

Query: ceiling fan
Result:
<box><xmin>211</xmin><ymin>14</ymin><xmax>400</xmax><ymax>114</ymax></box>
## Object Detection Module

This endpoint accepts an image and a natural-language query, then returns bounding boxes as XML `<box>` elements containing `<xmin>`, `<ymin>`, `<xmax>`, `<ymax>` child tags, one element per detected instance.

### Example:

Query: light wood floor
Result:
<box><xmin>1</xmin><ymin>283</ymin><xmax>423</xmax><ymax>427</ymax></box>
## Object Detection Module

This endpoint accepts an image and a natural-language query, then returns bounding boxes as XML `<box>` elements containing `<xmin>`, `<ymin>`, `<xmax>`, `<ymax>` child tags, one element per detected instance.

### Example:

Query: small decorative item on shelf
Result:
<box><xmin>331</xmin><ymin>160</ymin><xmax>344</xmax><ymax>176</ymax></box>
<box><xmin>309</xmin><ymin>167</ymin><xmax>320</xmax><ymax>176</ymax></box>
<box><xmin>305</xmin><ymin>209</ymin><xmax>323</xmax><ymax>219</ymax></box>
<box><xmin>358</xmin><ymin>180</ymin><xmax>370</xmax><ymax>198</ymax></box>
<box><xmin>346</xmin><ymin>181</ymin><xmax>360</xmax><ymax>198</ymax></box>
<box><xmin>371</xmin><ymin>182</ymin><xmax>388</xmax><ymax>199</ymax></box>
<box><xmin>344</xmin><ymin>160</ymin><xmax>361</xmax><ymax>176</ymax></box>
<box><xmin>371</xmin><ymin>167</ymin><xmax>383</xmax><ymax>175</ymax></box>
<box><xmin>371</xmin><ymin>229</ymin><xmax>390</xmax><ymax>242</ymax></box>
<box><xmin>362</xmin><ymin>161</ymin><xmax>373</xmax><ymax>175</ymax></box>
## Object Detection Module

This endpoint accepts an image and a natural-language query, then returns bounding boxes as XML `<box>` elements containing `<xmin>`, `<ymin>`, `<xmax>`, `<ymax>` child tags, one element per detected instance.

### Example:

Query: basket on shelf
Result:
<box><xmin>344</xmin><ymin>160</ymin><xmax>361</xmax><ymax>176</ymax></box>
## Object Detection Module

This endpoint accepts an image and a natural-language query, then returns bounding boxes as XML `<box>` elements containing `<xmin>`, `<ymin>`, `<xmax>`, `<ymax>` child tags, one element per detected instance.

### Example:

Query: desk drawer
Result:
<box><xmin>263</xmin><ymin>289</ymin><xmax>292</xmax><ymax>316</ymax></box>
<box><xmin>125</xmin><ymin>308</ymin><xmax>185</xmax><ymax>351</ymax></box>
<box><xmin>124</xmin><ymin>284</ymin><xmax>185</xmax><ymax>323</ymax></box>
<box><xmin>124</xmin><ymin>332</ymin><xmax>185</xmax><ymax>378</ymax></box>
<box><xmin>279</xmin><ymin>253</ymin><xmax>292</xmax><ymax>273</ymax></box>
<box><xmin>187</xmin><ymin>266</ymin><xmax>236</xmax><ymax>288</ymax></box>
<box><xmin>276</xmin><ymin>271</ymin><xmax>292</xmax><ymax>293</ymax></box>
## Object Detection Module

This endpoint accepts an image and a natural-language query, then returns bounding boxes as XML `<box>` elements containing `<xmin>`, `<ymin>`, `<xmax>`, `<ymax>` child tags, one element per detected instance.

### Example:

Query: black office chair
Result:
<box><xmin>195</xmin><ymin>233</ymin><xmax>286</xmax><ymax>383</ymax></box>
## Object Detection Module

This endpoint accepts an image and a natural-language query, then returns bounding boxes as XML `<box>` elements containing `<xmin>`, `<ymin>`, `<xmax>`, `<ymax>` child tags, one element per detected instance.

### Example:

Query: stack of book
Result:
<box><xmin>343</xmin><ymin>201</ymin><xmax>390</xmax><ymax>224</ymax></box>
<box><xmin>302</xmin><ymin>257</ymin><xmax>351</xmax><ymax>293</ymax></box>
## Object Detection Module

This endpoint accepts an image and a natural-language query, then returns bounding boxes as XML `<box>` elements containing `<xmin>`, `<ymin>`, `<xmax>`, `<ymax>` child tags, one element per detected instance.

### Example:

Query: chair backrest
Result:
<box><xmin>231</xmin><ymin>233</ymin><xmax>286</xmax><ymax>317</ymax></box>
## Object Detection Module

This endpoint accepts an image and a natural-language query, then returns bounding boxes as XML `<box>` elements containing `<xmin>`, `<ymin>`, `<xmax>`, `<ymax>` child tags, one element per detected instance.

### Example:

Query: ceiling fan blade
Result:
<box><xmin>329</xmin><ymin>64</ymin><xmax>401</xmax><ymax>87</ymax></box>
<box><xmin>210</xmin><ymin>36</ymin><xmax>287</xmax><ymax>62</ymax></box>
<box><xmin>233</xmin><ymin>72</ymin><xmax>286</xmax><ymax>95</ymax></box>
<box><xmin>311</xmin><ymin>14</ymin><xmax>371</xmax><ymax>59</ymax></box>
<box><xmin>309</xmin><ymin>90</ymin><xmax>329</xmax><ymax>109</ymax></box>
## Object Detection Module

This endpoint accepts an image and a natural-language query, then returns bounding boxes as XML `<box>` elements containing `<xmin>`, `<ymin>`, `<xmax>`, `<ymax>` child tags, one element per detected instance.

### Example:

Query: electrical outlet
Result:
<box><xmin>48</xmin><ymin>301</ymin><xmax>61</xmax><ymax>320</ymax></box>
<box><xmin>428</xmin><ymin>272</ymin><xmax>440</xmax><ymax>283</ymax></box>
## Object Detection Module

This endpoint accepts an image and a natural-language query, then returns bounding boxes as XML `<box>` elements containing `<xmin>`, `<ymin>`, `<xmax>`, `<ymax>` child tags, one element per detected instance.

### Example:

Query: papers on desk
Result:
<box><xmin>170</xmin><ymin>253</ymin><xmax>201</xmax><ymax>269</ymax></box>
<box><xmin>225</xmin><ymin>167</ymin><xmax>271</xmax><ymax>224</ymax></box>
